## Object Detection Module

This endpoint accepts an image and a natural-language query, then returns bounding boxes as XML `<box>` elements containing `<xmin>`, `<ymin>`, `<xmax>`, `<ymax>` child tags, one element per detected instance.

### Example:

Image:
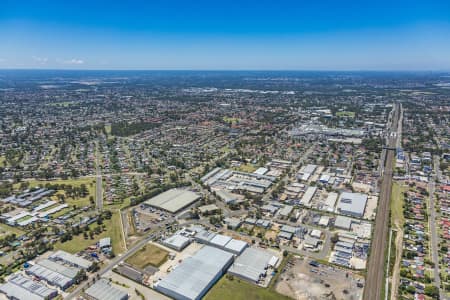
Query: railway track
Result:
<box><xmin>364</xmin><ymin>103</ymin><xmax>400</xmax><ymax>300</ymax></box>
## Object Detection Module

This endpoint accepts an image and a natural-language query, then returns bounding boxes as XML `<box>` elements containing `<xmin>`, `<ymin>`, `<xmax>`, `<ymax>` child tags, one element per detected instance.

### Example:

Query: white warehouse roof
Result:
<box><xmin>155</xmin><ymin>246</ymin><xmax>233</xmax><ymax>300</ymax></box>
<box><xmin>301</xmin><ymin>186</ymin><xmax>317</xmax><ymax>207</ymax></box>
<box><xmin>49</xmin><ymin>250</ymin><xmax>93</xmax><ymax>270</ymax></box>
<box><xmin>210</xmin><ymin>234</ymin><xmax>232</xmax><ymax>248</ymax></box>
<box><xmin>228</xmin><ymin>247</ymin><xmax>274</xmax><ymax>283</ymax></box>
<box><xmin>85</xmin><ymin>279</ymin><xmax>128</xmax><ymax>300</ymax></box>
<box><xmin>144</xmin><ymin>189</ymin><xmax>200</xmax><ymax>213</ymax></box>
<box><xmin>163</xmin><ymin>234</ymin><xmax>191</xmax><ymax>251</ymax></box>
<box><xmin>223</xmin><ymin>239</ymin><xmax>248</xmax><ymax>255</ymax></box>
<box><xmin>336</xmin><ymin>192</ymin><xmax>368</xmax><ymax>218</ymax></box>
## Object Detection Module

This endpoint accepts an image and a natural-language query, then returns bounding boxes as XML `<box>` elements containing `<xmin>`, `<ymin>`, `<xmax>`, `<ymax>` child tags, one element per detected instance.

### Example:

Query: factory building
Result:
<box><xmin>214</xmin><ymin>189</ymin><xmax>239</xmax><ymax>204</ymax></box>
<box><xmin>334</xmin><ymin>215</ymin><xmax>355</xmax><ymax>230</ymax></box>
<box><xmin>277</xmin><ymin>205</ymin><xmax>293</xmax><ymax>219</ymax></box>
<box><xmin>194</xmin><ymin>230</ymin><xmax>248</xmax><ymax>255</ymax></box>
<box><xmin>26</xmin><ymin>259</ymin><xmax>80</xmax><ymax>290</ymax></box>
<box><xmin>297</xmin><ymin>164</ymin><xmax>317</xmax><ymax>181</ymax></box>
<box><xmin>49</xmin><ymin>250</ymin><xmax>93</xmax><ymax>270</ymax></box>
<box><xmin>336</xmin><ymin>192</ymin><xmax>368</xmax><ymax>218</ymax></box>
<box><xmin>0</xmin><ymin>274</ymin><xmax>58</xmax><ymax>300</ymax></box>
<box><xmin>300</xmin><ymin>186</ymin><xmax>317</xmax><ymax>207</ymax></box>
<box><xmin>163</xmin><ymin>233</ymin><xmax>191</xmax><ymax>251</ymax></box>
<box><xmin>228</xmin><ymin>247</ymin><xmax>278</xmax><ymax>284</ymax></box>
<box><xmin>84</xmin><ymin>279</ymin><xmax>128</xmax><ymax>300</ymax></box>
<box><xmin>324</xmin><ymin>192</ymin><xmax>338</xmax><ymax>212</ymax></box>
<box><xmin>144</xmin><ymin>189</ymin><xmax>200</xmax><ymax>213</ymax></box>
<box><xmin>155</xmin><ymin>246</ymin><xmax>234</xmax><ymax>300</ymax></box>
<box><xmin>223</xmin><ymin>239</ymin><xmax>248</xmax><ymax>255</ymax></box>
<box><xmin>253</xmin><ymin>167</ymin><xmax>268</xmax><ymax>175</ymax></box>
<box><xmin>201</xmin><ymin>168</ymin><xmax>275</xmax><ymax>194</ymax></box>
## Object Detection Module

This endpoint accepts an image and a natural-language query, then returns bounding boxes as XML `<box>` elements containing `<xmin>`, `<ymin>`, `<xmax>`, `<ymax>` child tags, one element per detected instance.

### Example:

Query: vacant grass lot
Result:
<box><xmin>0</xmin><ymin>223</ymin><xmax>25</xmax><ymax>238</ymax></box>
<box><xmin>54</xmin><ymin>211</ymin><xmax>125</xmax><ymax>254</ymax></box>
<box><xmin>20</xmin><ymin>178</ymin><xmax>96</xmax><ymax>208</ymax></box>
<box><xmin>234</xmin><ymin>163</ymin><xmax>257</xmax><ymax>173</ymax></box>
<box><xmin>126</xmin><ymin>243</ymin><xmax>168</xmax><ymax>269</ymax></box>
<box><xmin>336</xmin><ymin>111</ymin><xmax>355</xmax><ymax>118</ymax></box>
<box><xmin>205</xmin><ymin>276</ymin><xmax>291</xmax><ymax>300</ymax></box>
<box><xmin>223</xmin><ymin>116</ymin><xmax>240</xmax><ymax>124</ymax></box>
<box><xmin>391</xmin><ymin>182</ymin><xmax>405</xmax><ymax>228</ymax></box>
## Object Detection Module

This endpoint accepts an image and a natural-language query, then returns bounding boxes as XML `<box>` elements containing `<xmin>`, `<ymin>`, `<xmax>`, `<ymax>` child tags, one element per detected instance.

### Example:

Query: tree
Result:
<box><xmin>330</xmin><ymin>233</ymin><xmax>339</xmax><ymax>244</ymax></box>
<box><xmin>424</xmin><ymin>285</ymin><xmax>439</xmax><ymax>298</ymax></box>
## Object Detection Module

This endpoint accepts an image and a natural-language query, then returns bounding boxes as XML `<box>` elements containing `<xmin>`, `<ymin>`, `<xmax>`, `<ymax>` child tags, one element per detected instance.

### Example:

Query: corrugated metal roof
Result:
<box><xmin>337</xmin><ymin>192</ymin><xmax>368</xmax><ymax>217</ymax></box>
<box><xmin>49</xmin><ymin>250</ymin><xmax>92</xmax><ymax>269</ymax></box>
<box><xmin>144</xmin><ymin>189</ymin><xmax>200</xmax><ymax>213</ymax></box>
<box><xmin>155</xmin><ymin>246</ymin><xmax>233</xmax><ymax>300</ymax></box>
<box><xmin>27</xmin><ymin>264</ymin><xmax>72</xmax><ymax>288</ymax></box>
<box><xmin>223</xmin><ymin>239</ymin><xmax>248</xmax><ymax>254</ymax></box>
<box><xmin>0</xmin><ymin>282</ymin><xmax>45</xmax><ymax>300</ymax></box>
<box><xmin>6</xmin><ymin>274</ymin><xmax>57</xmax><ymax>298</ymax></box>
<box><xmin>38</xmin><ymin>258</ymin><xmax>80</xmax><ymax>279</ymax></box>
<box><xmin>210</xmin><ymin>234</ymin><xmax>232</xmax><ymax>248</ymax></box>
<box><xmin>335</xmin><ymin>215</ymin><xmax>353</xmax><ymax>229</ymax></box>
<box><xmin>164</xmin><ymin>234</ymin><xmax>190</xmax><ymax>250</ymax></box>
<box><xmin>85</xmin><ymin>279</ymin><xmax>128</xmax><ymax>300</ymax></box>
<box><xmin>228</xmin><ymin>247</ymin><xmax>273</xmax><ymax>282</ymax></box>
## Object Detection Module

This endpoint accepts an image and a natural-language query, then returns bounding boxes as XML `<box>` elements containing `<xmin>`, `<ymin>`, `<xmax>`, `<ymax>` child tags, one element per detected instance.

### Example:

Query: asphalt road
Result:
<box><xmin>364</xmin><ymin>103</ymin><xmax>400</xmax><ymax>300</ymax></box>
<box><xmin>429</xmin><ymin>156</ymin><xmax>443</xmax><ymax>299</ymax></box>
<box><xmin>95</xmin><ymin>155</ymin><xmax>103</xmax><ymax>211</ymax></box>
<box><xmin>262</xmin><ymin>144</ymin><xmax>314</xmax><ymax>203</ymax></box>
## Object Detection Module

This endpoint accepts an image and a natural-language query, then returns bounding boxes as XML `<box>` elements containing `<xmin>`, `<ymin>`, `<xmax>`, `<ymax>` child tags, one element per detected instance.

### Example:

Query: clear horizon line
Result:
<box><xmin>0</xmin><ymin>67</ymin><xmax>449</xmax><ymax>73</ymax></box>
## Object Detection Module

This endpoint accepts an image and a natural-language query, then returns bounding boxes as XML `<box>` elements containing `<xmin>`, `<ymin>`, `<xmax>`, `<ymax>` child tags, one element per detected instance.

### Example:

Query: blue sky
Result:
<box><xmin>1</xmin><ymin>0</ymin><xmax>450</xmax><ymax>70</ymax></box>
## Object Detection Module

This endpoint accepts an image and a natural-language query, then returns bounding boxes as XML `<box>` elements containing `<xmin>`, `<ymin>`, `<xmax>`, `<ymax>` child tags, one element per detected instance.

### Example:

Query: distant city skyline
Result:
<box><xmin>1</xmin><ymin>0</ymin><xmax>450</xmax><ymax>70</ymax></box>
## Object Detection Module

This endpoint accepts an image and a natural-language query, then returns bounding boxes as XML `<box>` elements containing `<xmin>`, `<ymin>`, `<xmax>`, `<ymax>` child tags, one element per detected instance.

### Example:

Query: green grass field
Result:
<box><xmin>205</xmin><ymin>276</ymin><xmax>292</xmax><ymax>300</ymax></box>
<box><xmin>126</xmin><ymin>243</ymin><xmax>168</xmax><ymax>269</ymax></box>
<box><xmin>0</xmin><ymin>223</ymin><xmax>25</xmax><ymax>237</ymax></box>
<box><xmin>235</xmin><ymin>164</ymin><xmax>257</xmax><ymax>173</ymax></box>
<box><xmin>391</xmin><ymin>182</ymin><xmax>405</xmax><ymax>229</ymax></box>
<box><xmin>223</xmin><ymin>116</ymin><xmax>240</xmax><ymax>124</ymax></box>
<box><xmin>49</xmin><ymin>207</ymin><xmax>73</xmax><ymax>219</ymax></box>
<box><xmin>336</xmin><ymin>111</ymin><xmax>355</xmax><ymax>118</ymax></box>
<box><xmin>105</xmin><ymin>124</ymin><xmax>112</xmax><ymax>135</ymax></box>
<box><xmin>54</xmin><ymin>211</ymin><xmax>125</xmax><ymax>254</ymax></box>
<box><xmin>0</xmin><ymin>156</ymin><xmax>5</xmax><ymax>167</ymax></box>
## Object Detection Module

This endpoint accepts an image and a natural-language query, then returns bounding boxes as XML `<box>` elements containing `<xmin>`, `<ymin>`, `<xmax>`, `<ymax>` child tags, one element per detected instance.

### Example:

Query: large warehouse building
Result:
<box><xmin>144</xmin><ymin>189</ymin><xmax>201</xmax><ymax>213</ymax></box>
<box><xmin>194</xmin><ymin>229</ymin><xmax>248</xmax><ymax>255</ymax></box>
<box><xmin>336</xmin><ymin>192</ymin><xmax>368</xmax><ymax>218</ymax></box>
<box><xmin>84</xmin><ymin>279</ymin><xmax>128</xmax><ymax>300</ymax></box>
<box><xmin>49</xmin><ymin>250</ymin><xmax>93</xmax><ymax>270</ymax></box>
<box><xmin>0</xmin><ymin>274</ymin><xmax>58</xmax><ymax>300</ymax></box>
<box><xmin>26</xmin><ymin>258</ymin><xmax>80</xmax><ymax>290</ymax></box>
<box><xmin>155</xmin><ymin>246</ymin><xmax>233</xmax><ymax>300</ymax></box>
<box><xmin>228</xmin><ymin>247</ymin><xmax>278</xmax><ymax>284</ymax></box>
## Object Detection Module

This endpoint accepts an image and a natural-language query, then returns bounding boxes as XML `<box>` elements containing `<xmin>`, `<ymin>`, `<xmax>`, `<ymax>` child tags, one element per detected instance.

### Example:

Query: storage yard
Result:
<box><xmin>275</xmin><ymin>256</ymin><xmax>365</xmax><ymax>300</ymax></box>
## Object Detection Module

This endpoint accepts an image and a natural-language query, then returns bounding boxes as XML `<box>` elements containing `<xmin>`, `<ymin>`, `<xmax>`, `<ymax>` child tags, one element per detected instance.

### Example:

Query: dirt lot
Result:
<box><xmin>275</xmin><ymin>256</ymin><xmax>364</xmax><ymax>300</ymax></box>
